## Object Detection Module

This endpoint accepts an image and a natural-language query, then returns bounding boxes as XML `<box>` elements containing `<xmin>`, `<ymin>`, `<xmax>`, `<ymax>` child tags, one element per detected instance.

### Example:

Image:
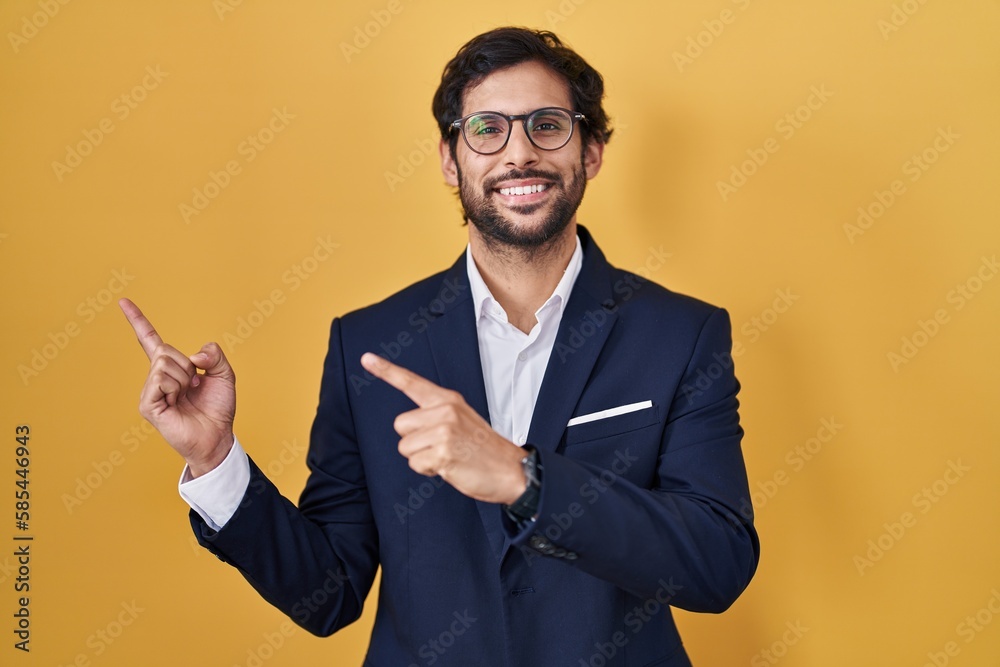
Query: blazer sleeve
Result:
<box><xmin>504</xmin><ymin>307</ymin><xmax>760</xmax><ymax>613</ymax></box>
<box><xmin>190</xmin><ymin>317</ymin><xmax>379</xmax><ymax>636</ymax></box>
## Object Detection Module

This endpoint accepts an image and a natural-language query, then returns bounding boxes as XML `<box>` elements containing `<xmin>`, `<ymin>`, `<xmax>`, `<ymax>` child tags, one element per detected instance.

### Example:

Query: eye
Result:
<box><xmin>467</xmin><ymin>115</ymin><xmax>505</xmax><ymax>136</ymax></box>
<box><xmin>529</xmin><ymin>112</ymin><xmax>569</xmax><ymax>134</ymax></box>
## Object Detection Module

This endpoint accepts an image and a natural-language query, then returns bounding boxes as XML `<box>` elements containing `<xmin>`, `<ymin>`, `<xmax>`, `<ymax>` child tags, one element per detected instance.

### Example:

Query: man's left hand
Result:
<box><xmin>360</xmin><ymin>352</ymin><xmax>527</xmax><ymax>505</ymax></box>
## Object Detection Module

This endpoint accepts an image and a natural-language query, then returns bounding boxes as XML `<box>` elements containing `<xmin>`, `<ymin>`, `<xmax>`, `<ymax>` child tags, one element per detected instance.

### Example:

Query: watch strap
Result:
<box><xmin>505</xmin><ymin>445</ymin><xmax>541</xmax><ymax>524</ymax></box>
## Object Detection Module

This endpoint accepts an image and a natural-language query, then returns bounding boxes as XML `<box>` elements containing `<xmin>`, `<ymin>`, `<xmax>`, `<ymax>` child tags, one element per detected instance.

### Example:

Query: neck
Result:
<box><xmin>469</xmin><ymin>222</ymin><xmax>577</xmax><ymax>334</ymax></box>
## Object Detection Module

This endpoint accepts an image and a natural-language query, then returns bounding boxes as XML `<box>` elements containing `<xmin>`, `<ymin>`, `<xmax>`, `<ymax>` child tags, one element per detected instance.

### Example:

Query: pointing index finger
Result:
<box><xmin>360</xmin><ymin>352</ymin><xmax>444</xmax><ymax>407</ymax></box>
<box><xmin>119</xmin><ymin>298</ymin><xmax>164</xmax><ymax>360</ymax></box>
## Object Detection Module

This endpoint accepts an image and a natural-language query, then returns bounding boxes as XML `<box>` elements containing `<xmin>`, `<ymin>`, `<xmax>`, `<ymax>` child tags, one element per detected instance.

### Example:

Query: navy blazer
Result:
<box><xmin>193</xmin><ymin>226</ymin><xmax>759</xmax><ymax>666</ymax></box>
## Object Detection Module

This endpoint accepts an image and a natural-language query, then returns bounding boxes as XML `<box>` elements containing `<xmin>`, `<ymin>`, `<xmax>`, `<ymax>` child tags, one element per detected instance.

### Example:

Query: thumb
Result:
<box><xmin>189</xmin><ymin>342</ymin><xmax>236</xmax><ymax>383</ymax></box>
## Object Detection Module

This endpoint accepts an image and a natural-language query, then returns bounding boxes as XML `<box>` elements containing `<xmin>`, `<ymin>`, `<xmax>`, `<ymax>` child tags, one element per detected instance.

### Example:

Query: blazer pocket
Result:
<box><xmin>564</xmin><ymin>402</ymin><xmax>659</xmax><ymax>445</ymax></box>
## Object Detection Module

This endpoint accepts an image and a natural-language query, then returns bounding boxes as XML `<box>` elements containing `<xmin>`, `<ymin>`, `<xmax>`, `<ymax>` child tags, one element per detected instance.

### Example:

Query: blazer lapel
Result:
<box><xmin>425</xmin><ymin>255</ymin><xmax>490</xmax><ymax>422</ymax></box>
<box><xmin>526</xmin><ymin>227</ymin><xmax>620</xmax><ymax>455</ymax></box>
<box><xmin>425</xmin><ymin>254</ymin><xmax>509</xmax><ymax>563</ymax></box>
<box><xmin>498</xmin><ymin>227</ymin><xmax>620</xmax><ymax>562</ymax></box>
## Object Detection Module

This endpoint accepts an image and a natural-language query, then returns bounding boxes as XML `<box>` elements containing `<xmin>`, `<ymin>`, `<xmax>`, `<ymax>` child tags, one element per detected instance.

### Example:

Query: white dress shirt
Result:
<box><xmin>179</xmin><ymin>235</ymin><xmax>584</xmax><ymax>531</ymax></box>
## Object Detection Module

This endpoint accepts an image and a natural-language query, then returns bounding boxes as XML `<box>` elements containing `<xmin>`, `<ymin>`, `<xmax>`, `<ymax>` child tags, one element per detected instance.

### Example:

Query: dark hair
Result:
<box><xmin>432</xmin><ymin>27</ymin><xmax>613</xmax><ymax>157</ymax></box>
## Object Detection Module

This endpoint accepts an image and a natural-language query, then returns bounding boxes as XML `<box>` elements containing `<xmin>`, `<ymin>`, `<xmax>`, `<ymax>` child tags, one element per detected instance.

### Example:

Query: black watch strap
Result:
<box><xmin>505</xmin><ymin>445</ymin><xmax>541</xmax><ymax>524</ymax></box>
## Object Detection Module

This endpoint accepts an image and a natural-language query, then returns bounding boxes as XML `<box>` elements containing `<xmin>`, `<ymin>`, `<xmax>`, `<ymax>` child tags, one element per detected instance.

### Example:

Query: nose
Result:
<box><xmin>502</xmin><ymin>120</ymin><xmax>540</xmax><ymax>168</ymax></box>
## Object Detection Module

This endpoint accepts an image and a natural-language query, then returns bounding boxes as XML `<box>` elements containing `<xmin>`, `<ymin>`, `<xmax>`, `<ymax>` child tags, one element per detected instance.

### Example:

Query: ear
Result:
<box><xmin>582</xmin><ymin>139</ymin><xmax>604</xmax><ymax>180</ymax></box>
<box><xmin>440</xmin><ymin>138</ymin><xmax>459</xmax><ymax>187</ymax></box>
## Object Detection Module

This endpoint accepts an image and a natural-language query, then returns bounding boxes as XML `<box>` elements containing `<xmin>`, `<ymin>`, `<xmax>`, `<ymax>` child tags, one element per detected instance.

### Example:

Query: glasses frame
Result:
<box><xmin>450</xmin><ymin>107</ymin><xmax>587</xmax><ymax>156</ymax></box>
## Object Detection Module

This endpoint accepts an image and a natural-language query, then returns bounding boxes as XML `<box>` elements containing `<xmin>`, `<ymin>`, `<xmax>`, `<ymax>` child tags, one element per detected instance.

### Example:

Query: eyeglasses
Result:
<box><xmin>450</xmin><ymin>107</ymin><xmax>586</xmax><ymax>155</ymax></box>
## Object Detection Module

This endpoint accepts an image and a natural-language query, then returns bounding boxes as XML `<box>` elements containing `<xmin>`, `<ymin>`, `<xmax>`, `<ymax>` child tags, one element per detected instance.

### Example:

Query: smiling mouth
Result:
<box><xmin>497</xmin><ymin>183</ymin><xmax>550</xmax><ymax>197</ymax></box>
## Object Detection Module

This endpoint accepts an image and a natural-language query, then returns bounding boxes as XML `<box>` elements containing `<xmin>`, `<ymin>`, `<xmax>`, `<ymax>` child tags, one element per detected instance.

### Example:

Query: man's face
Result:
<box><xmin>440</xmin><ymin>60</ymin><xmax>603</xmax><ymax>252</ymax></box>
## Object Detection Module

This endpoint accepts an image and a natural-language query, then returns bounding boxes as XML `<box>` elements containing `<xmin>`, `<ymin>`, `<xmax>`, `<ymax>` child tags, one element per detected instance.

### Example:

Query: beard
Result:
<box><xmin>456</xmin><ymin>156</ymin><xmax>587</xmax><ymax>257</ymax></box>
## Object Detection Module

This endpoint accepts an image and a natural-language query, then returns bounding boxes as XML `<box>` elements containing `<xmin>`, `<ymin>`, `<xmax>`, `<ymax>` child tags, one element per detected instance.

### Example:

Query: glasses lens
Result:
<box><xmin>527</xmin><ymin>109</ymin><xmax>573</xmax><ymax>149</ymax></box>
<box><xmin>463</xmin><ymin>113</ymin><xmax>508</xmax><ymax>154</ymax></box>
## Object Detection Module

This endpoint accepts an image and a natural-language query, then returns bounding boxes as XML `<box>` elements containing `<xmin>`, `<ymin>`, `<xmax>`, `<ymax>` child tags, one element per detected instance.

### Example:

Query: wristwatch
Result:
<box><xmin>505</xmin><ymin>445</ymin><xmax>541</xmax><ymax>524</ymax></box>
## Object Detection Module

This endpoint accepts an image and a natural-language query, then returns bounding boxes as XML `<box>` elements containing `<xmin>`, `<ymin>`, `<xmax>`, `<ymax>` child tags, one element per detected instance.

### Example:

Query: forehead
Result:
<box><xmin>461</xmin><ymin>60</ymin><xmax>573</xmax><ymax>115</ymax></box>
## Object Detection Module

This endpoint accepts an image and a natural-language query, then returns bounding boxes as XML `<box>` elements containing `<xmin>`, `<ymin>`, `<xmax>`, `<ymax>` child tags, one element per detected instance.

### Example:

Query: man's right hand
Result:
<box><xmin>119</xmin><ymin>298</ymin><xmax>236</xmax><ymax>478</ymax></box>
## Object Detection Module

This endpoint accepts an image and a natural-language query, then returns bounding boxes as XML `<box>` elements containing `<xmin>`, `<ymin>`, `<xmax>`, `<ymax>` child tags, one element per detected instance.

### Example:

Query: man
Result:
<box><xmin>122</xmin><ymin>27</ymin><xmax>758</xmax><ymax>666</ymax></box>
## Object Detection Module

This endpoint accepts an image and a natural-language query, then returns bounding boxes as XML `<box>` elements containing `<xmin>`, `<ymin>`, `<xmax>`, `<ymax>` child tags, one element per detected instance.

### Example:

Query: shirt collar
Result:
<box><xmin>466</xmin><ymin>234</ymin><xmax>584</xmax><ymax>324</ymax></box>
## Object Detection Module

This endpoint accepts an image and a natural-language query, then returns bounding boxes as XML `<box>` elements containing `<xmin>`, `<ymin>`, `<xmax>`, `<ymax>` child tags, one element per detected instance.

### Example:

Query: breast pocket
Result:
<box><xmin>564</xmin><ymin>401</ymin><xmax>660</xmax><ymax>445</ymax></box>
<box><xmin>561</xmin><ymin>402</ymin><xmax>662</xmax><ymax>485</ymax></box>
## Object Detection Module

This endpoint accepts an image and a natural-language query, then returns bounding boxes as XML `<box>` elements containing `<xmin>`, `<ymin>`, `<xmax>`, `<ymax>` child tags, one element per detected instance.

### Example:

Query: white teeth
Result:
<box><xmin>499</xmin><ymin>183</ymin><xmax>549</xmax><ymax>196</ymax></box>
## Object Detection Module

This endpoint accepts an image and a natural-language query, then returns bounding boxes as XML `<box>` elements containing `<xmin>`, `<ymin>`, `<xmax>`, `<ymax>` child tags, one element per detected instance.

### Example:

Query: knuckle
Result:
<box><xmin>408</xmin><ymin>458</ymin><xmax>431</xmax><ymax>476</ymax></box>
<box><xmin>393</xmin><ymin>415</ymin><xmax>407</xmax><ymax>433</ymax></box>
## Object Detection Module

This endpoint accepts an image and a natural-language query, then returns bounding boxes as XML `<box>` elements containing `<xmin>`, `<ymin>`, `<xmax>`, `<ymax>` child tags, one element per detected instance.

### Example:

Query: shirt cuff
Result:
<box><xmin>178</xmin><ymin>436</ymin><xmax>250</xmax><ymax>532</ymax></box>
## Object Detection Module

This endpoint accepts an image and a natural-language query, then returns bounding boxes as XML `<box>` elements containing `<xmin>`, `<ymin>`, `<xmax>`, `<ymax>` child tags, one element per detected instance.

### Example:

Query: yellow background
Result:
<box><xmin>2</xmin><ymin>0</ymin><xmax>998</xmax><ymax>665</ymax></box>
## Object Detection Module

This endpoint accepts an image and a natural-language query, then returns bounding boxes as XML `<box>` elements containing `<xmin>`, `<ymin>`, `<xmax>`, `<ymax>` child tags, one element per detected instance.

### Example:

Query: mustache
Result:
<box><xmin>484</xmin><ymin>168</ymin><xmax>563</xmax><ymax>190</ymax></box>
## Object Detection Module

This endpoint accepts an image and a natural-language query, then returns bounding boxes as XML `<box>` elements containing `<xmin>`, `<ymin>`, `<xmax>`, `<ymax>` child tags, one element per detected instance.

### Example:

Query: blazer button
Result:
<box><xmin>529</xmin><ymin>535</ymin><xmax>555</xmax><ymax>554</ymax></box>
